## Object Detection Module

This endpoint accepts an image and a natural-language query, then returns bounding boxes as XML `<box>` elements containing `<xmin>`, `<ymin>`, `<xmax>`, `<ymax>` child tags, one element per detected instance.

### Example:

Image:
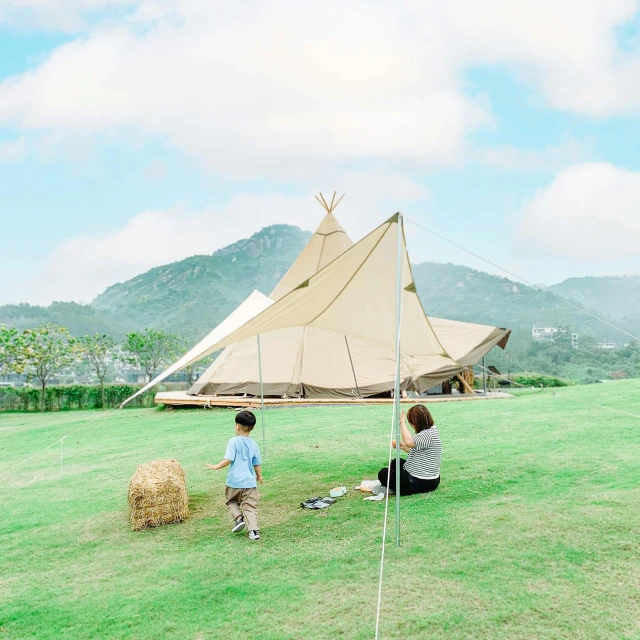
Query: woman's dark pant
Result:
<box><xmin>377</xmin><ymin>459</ymin><xmax>440</xmax><ymax>496</ymax></box>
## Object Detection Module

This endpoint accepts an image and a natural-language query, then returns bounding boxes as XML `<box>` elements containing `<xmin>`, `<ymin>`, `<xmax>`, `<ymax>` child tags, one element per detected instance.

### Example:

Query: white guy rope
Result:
<box><xmin>405</xmin><ymin>218</ymin><xmax>640</xmax><ymax>344</ymax></box>
<box><xmin>0</xmin><ymin>407</ymin><xmax>120</xmax><ymax>480</ymax></box>
<box><xmin>18</xmin><ymin>408</ymin><xmax>122</xmax><ymax>487</ymax></box>
<box><xmin>374</xmin><ymin>401</ymin><xmax>397</xmax><ymax>640</ymax></box>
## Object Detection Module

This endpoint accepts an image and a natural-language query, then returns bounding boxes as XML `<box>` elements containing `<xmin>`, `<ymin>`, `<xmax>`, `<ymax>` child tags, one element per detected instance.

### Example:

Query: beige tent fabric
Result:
<box><xmin>270</xmin><ymin>211</ymin><xmax>352</xmax><ymax>300</ymax></box>
<box><xmin>428</xmin><ymin>317</ymin><xmax>510</xmax><ymax>368</ymax></box>
<box><xmin>191</xmin><ymin>326</ymin><xmax>460</xmax><ymax>399</ymax></box>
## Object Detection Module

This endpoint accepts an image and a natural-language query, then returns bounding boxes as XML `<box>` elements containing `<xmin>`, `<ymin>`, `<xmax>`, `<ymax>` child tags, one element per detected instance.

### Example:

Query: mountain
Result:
<box><xmin>550</xmin><ymin>276</ymin><xmax>640</xmax><ymax>323</ymax></box>
<box><xmin>2</xmin><ymin>223</ymin><xmax>638</xmax><ymax>345</ymax></box>
<box><xmin>413</xmin><ymin>263</ymin><xmax>637</xmax><ymax>340</ymax></box>
<box><xmin>0</xmin><ymin>302</ymin><xmax>128</xmax><ymax>339</ymax></box>
<box><xmin>91</xmin><ymin>224</ymin><xmax>312</xmax><ymax>339</ymax></box>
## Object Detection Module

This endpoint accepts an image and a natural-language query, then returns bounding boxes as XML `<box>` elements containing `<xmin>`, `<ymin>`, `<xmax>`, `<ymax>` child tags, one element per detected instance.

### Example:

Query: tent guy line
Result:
<box><xmin>0</xmin><ymin>406</ymin><xmax>121</xmax><ymax>480</ymax></box>
<box><xmin>405</xmin><ymin>217</ymin><xmax>640</xmax><ymax>344</ymax></box>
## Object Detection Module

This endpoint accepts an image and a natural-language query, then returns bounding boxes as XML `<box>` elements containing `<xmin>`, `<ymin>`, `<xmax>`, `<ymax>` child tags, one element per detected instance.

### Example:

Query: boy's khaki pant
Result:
<box><xmin>225</xmin><ymin>486</ymin><xmax>259</xmax><ymax>531</ymax></box>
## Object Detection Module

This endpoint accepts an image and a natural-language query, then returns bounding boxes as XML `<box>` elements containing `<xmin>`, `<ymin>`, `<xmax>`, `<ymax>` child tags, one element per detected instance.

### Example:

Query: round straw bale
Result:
<box><xmin>128</xmin><ymin>459</ymin><xmax>189</xmax><ymax>531</ymax></box>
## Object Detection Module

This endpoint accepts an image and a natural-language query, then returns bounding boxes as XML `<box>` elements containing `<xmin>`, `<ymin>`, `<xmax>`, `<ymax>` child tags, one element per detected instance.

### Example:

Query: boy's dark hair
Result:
<box><xmin>236</xmin><ymin>410</ymin><xmax>256</xmax><ymax>431</ymax></box>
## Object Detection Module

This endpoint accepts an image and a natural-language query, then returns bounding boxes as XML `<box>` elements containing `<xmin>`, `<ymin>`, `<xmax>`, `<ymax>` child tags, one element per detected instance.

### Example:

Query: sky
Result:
<box><xmin>1</xmin><ymin>0</ymin><xmax>640</xmax><ymax>305</ymax></box>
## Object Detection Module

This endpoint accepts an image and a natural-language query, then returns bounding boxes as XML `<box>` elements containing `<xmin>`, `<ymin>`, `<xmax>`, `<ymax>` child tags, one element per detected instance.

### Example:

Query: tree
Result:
<box><xmin>123</xmin><ymin>329</ymin><xmax>180</xmax><ymax>382</ymax></box>
<box><xmin>76</xmin><ymin>334</ymin><xmax>116</xmax><ymax>410</ymax></box>
<box><xmin>169</xmin><ymin>337</ymin><xmax>199</xmax><ymax>386</ymax></box>
<box><xmin>0</xmin><ymin>326</ymin><xmax>26</xmax><ymax>375</ymax></box>
<box><xmin>20</xmin><ymin>324</ymin><xmax>77</xmax><ymax>411</ymax></box>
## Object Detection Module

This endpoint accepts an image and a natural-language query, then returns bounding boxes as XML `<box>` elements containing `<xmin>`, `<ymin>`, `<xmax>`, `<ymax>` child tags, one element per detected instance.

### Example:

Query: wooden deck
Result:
<box><xmin>154</xmin><ymin>390</ymin><xmax>512</xmax><ymax>409</ymax></box>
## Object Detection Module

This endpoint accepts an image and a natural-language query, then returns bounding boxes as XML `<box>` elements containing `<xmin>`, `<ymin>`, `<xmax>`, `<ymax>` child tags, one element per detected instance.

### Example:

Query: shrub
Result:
<box><xmin>510</xmin><ymin>374</ymin><xmax>570</xmax><ymax>388</ymax></box>
<box><xmin>0</xmin><ymin>384</ymin><xmax>158</xmax><ymax>412</ymax></box>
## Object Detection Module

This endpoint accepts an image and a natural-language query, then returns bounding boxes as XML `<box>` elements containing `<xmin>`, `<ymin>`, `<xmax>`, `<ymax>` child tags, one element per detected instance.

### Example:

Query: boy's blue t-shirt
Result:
<box><xmin>224</xmin><ymin>436</ymin><xmax>262</xmax><ymax>489</ymax></box>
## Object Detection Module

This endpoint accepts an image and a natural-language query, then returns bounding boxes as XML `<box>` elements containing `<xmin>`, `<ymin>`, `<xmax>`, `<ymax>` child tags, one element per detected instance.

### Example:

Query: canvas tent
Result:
<box><xmin>124</xmin><ymin>201</ymin><xmax>509</xmax><ymax>407</ymax></box>
<box><xmin>185</xmin><ymin>205</ymin><xmax>509</xmax><ymax>399</ymax></box>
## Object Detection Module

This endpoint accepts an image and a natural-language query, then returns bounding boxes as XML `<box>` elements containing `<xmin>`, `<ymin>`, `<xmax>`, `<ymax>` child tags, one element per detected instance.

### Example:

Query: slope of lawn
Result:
<box><xmin>1</xmin><ymin>381</ymin><xmax>639</xmax><ymax>639</ymax></box>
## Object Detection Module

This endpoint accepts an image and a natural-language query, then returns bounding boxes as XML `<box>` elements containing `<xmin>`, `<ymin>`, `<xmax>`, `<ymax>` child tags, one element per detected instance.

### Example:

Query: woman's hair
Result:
<box><xmin>406</xmin><ymin>405</ymin><xmax>434</xmax><ymax>433</ymax></box>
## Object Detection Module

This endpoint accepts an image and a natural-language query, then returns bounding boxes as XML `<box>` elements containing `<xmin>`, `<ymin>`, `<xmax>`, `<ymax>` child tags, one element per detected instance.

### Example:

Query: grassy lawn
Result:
<box><xmin>1</xmin><ymin>381</ymin><xmax>639</xmax><ymax>639</ymax></box>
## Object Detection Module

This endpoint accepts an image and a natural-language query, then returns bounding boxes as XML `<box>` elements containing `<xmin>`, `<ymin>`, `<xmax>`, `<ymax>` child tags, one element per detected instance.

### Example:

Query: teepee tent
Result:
<box><xmin>186</xmin><ymin>198</ymin><xmax>509</xmax><ymax>399</ymax></box>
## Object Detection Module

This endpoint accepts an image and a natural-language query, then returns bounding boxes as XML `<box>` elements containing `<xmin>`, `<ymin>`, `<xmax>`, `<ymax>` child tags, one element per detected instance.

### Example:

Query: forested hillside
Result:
<box><xmin>2</xmin><ymin>224</ymin><xmax>638</xmax><ymax>349</ymax></box>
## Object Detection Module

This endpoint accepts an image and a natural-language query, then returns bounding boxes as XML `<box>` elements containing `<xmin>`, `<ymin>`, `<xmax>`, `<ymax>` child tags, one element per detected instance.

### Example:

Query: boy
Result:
<box><xmin>206</xmin><ymin>410</ymin><xmax>263</xmax><ymax>540</ymax></box>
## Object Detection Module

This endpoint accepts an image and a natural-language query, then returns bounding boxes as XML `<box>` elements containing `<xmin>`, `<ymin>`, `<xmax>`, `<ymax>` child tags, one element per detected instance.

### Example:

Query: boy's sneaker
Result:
<box><xmin>248</xmin><ymin>530</ymin><xmax>260</xmax><ymax>541</ymax></box>
<box><xmin>232</xmin><ymin>517</ymin><xmax>245</xmax><ymax>533</ymax></box>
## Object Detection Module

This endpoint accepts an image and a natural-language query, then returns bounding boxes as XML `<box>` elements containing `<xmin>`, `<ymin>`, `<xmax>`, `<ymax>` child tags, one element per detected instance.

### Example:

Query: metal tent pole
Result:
<box><xmin>394</xmin><ymin>213</ymin><xmax>403</xmax><ymax>548</ymax></box>
<box><xmin>257</xmin><ymin>335</ymin><xmax>266</xmax><ymax>456</ymax></box>
<box><xmin>482</xmin><ymin>356</ymin><xmax>487</xmax><ymax>395</ymax></box>
<box><xmin>344</xmin><ymin>335</ymin><xmax>362</xmax><ymax>399</ymax></box>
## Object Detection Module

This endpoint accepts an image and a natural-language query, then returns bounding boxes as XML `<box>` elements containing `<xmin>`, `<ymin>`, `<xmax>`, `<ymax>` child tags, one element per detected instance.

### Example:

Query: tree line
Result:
<box><xmin>0</xmin><ymin>324</ymin><xmax>194</xmax><ymax>411</ymax></box>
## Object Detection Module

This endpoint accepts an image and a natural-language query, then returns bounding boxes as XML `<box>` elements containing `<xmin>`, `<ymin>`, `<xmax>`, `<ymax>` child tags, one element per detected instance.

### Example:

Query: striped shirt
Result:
<box><xmin>405</xmin><ymin>426</ymin><xmax>441</xmax><ymax>480</ymax></box>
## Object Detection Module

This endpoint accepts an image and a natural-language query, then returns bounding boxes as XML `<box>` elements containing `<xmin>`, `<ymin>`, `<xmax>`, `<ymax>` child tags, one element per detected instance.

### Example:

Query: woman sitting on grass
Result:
<box><xmin>377</xmin><ymin>405</ymin><xmax>441</xmax><ymax>496</ymax></box>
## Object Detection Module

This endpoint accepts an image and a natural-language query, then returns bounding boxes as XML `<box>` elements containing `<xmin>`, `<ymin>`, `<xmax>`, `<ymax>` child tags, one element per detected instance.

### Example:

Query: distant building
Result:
<box><xmin>0</xmin><ymin>373</ymin><xmax>28</xmax><ymax>387</ymax></box>
<box><xmin>532</xmin><ymin>326</ymin><xmax>558</xmax><ymax>341</ymax></box>
<box><xmin>597</xmin><ymin>342</ymin><xmax>617</xmax><ymax>350</ymax></box>
<box><xmin>121</xmin><ymin>368</ymin><xmax>149</xmax><ymax>384</ymax></box>
<box><xmin>532</xmin><ymin>326</ymin><xmax>579</xmax><ymax>348</ymax></box>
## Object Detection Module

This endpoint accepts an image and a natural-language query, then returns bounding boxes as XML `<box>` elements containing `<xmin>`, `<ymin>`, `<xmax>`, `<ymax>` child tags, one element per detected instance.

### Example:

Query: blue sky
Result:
<box><xmin>1</xmin><ymin>1</ymin><xmax>640</xmax><ymax>304</ymax></box>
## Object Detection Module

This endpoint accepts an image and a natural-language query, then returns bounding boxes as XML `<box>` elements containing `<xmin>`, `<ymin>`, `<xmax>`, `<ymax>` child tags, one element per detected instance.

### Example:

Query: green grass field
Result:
<box><xmin>2</xmin><ymin>382</ymin><xmax>639</xmax><ymax>639</ymax></box>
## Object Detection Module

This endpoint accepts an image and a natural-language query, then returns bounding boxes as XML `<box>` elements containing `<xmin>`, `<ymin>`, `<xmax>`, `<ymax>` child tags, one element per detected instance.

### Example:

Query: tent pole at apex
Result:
<box><xmin>394</xmin><ymin>213</ymin><xmax>403</xmax><ymax>548</ymax></box>
<box><xmin>257</xmin><ymin>334</ymin><xmax>266</xmax><ymax>457</ymax></box>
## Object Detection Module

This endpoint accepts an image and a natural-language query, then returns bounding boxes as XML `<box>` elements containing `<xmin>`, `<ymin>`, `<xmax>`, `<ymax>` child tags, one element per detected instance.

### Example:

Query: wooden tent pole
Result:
<box><xmin>456</xmin><ymin>373</ymin><xmax>474</xmax><ymax>395</ymax></box>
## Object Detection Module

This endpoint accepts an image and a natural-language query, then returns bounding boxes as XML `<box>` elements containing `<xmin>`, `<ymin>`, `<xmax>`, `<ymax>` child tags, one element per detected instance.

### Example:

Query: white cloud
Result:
<box><xmin>1</xmin><ymin>1</ymin><xmax>637</xmax><ymax>179</ymax></box>
<box><xmin>473</xmin><ymin>139</ymin><xmax>590</xmax><ymax>172</ymax></box>
<box><xmin>0</xmin><ymin>136</ymin><xmax>26</xmax><ymax>162</ymax></box>
<box><xmin>516</xmin><ymin>162</ymin><xmax>640</xmax><ymax>262</ymax></box>
<box><xmin>22</xmin><ymin>177</ymin><xmax>428</xmax><ymax>304</ymax></box>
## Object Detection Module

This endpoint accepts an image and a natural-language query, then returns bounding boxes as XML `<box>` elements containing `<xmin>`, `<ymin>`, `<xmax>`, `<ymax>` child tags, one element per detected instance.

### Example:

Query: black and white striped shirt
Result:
<box><xmin>405</xmin><ymin>426</ymin><xmax>441</xmax><ymax>480</ymax></box>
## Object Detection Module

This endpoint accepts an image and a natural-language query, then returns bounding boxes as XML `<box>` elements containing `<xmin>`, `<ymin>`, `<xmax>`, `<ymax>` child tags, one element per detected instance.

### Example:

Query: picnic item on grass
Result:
<box><xmin>329</xmin><ymin>486</ymin><xmax>348</xmax><ymax>498</ymax></box>
<box><xmin>301</xmin><ymin>497</ymin><xmax>337</xmax><ymax>510</ymax></box>
<box><xmin>355</xmin><ymin>479</ymin><xmax>381</xmax><ymax>492</ymax></box>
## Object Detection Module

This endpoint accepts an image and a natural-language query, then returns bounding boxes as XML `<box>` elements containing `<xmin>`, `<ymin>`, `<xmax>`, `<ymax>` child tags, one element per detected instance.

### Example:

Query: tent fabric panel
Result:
<box><xmin>192</xmin><ymin>327</ymin><xmax>304</xmax><ymax>391</ymax></box>
<box><xmin>428</xmin><ymin>317</ymin><xmax>511</xmax><ymax>366</ymax></box>
<box><xmin>270</xmin><ymin>212</ymin><xmax>353</xmax><ymax>301</ymax></box>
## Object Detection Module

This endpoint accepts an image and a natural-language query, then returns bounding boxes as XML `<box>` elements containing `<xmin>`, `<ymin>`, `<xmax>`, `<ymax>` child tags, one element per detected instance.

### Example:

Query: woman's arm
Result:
<box><xmin>400</xmin><ymin>412</ymin><xmax>415</xmax><ymax>449</ymax></box>
<box><xmin>392</xmin><ymin>440</ymin><xmax>411</xmax><ymax>453</ymax></box>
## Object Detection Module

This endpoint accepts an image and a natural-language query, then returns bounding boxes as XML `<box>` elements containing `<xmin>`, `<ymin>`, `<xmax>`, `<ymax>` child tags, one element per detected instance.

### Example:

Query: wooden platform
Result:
<box><xmin>154</xmin><ymin>390</ymin><xmax>512</xmax><ymax>409</ymax></box>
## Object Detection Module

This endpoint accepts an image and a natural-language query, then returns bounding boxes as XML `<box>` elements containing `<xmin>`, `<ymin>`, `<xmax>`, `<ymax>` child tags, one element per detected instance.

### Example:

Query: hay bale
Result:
<box><xmin>128</xmin><ymin>459</ymin><xmax>189</xmax><ymax>531</ymax></box>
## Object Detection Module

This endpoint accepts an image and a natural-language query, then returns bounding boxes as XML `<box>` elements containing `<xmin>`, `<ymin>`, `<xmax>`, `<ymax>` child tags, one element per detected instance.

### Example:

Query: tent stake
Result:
<box><xmin>257</xmin><ymin>334</ymin><xmax>266</xmax><ymax>457</ymax></box>
<box><xmin>394</xmin><ymin>213</ymin><xmax>403</xmax><ymax>548</ymax></box>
